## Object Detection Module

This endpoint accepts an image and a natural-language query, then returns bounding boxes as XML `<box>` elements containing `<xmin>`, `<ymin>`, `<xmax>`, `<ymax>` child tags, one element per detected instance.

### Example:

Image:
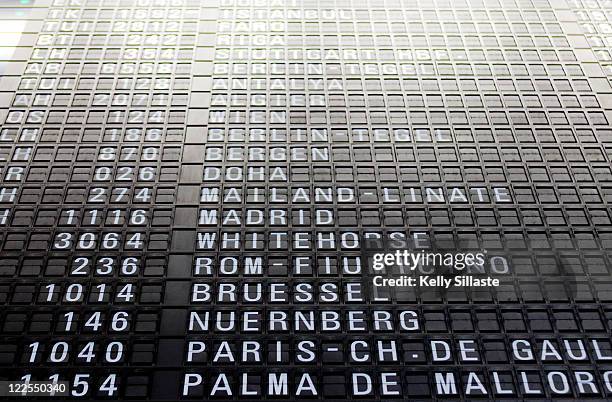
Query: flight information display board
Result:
<box><xmin>1</xmin><ymin>0</ymin><xmax>612</xmax><ymax>400</ymax></box>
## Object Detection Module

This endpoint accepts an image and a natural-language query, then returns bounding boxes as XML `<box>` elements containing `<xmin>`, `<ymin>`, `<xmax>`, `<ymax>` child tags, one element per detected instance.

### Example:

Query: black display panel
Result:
<box><xmin>1</xmin><ymin>0</ymin><xmax>612</xmax><ymax>400</ymax></box>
